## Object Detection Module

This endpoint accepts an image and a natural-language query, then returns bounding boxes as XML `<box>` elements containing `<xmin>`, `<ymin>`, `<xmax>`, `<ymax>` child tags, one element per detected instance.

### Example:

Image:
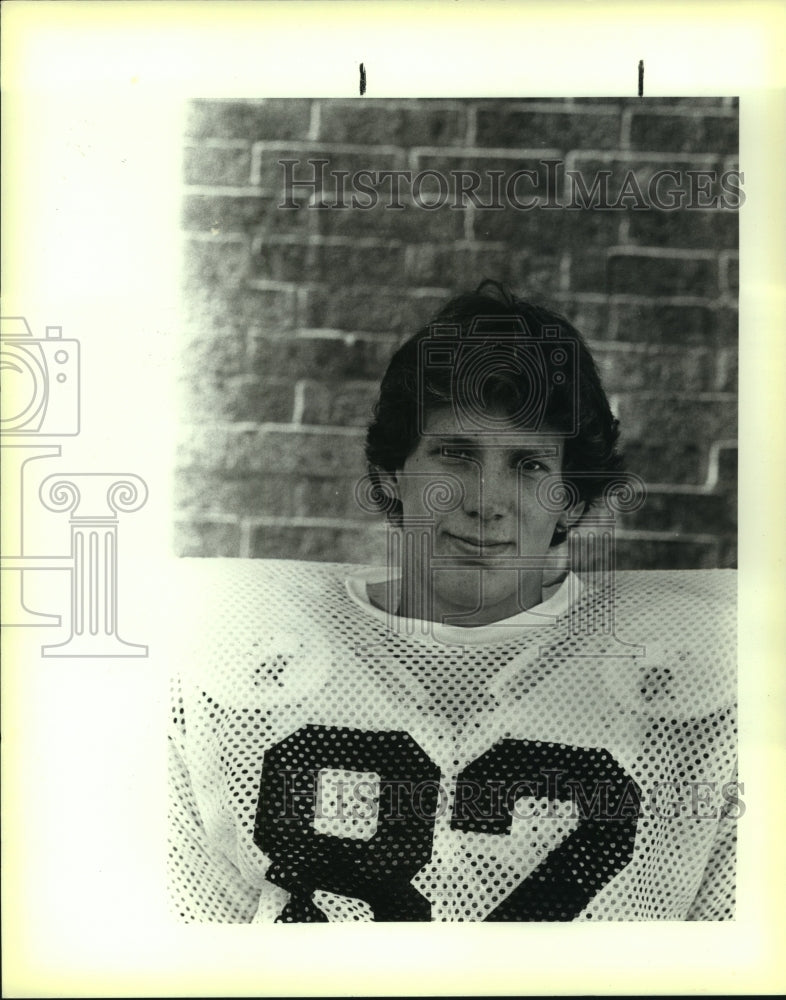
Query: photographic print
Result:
<box><xmin>3</xmin><ymin>2</ymin><xmax>784</xmax><ymax>996</ymax></box>
<box><xmin>170</xmin><ymin>97</ymin><xmax>740</xmax><ymax>923</ymax></box>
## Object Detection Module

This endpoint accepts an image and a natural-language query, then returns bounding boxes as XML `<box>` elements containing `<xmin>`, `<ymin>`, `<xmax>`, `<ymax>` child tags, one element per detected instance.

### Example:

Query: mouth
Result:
<box><xmin>443</xmin><ymin>533</ymin><xmax>514</xmax><ymax>558</ymax></box>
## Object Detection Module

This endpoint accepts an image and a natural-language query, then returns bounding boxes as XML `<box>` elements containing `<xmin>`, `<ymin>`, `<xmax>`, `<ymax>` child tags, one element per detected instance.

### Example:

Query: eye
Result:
<box><xmin>517</xmin><ymin>458</ymin><xmax>548</xmax><ymax>473</ymax></box>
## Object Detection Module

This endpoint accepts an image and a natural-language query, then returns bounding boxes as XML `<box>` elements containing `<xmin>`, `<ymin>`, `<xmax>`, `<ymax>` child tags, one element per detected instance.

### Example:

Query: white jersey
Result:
<box><xmin>168</xmin><ymin>558</ymin><xmax>737</xmax><ymax>923</ymax></box>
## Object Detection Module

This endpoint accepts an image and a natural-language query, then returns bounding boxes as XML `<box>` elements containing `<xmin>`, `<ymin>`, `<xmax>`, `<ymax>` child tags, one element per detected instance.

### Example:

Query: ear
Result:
<box><xmin>372</xmin><ymin>467</ymin><xmax>400</xmax><ymax>502</ymax></box>
<box><xmin>556</xmin><ymin>501</ymin><xmax>586</xmax><ymax>535</ymax></box>
<box><xmin>367</xmin><ymin>465</ymin><xmax>403</xmax><ymax>524</ymax></box>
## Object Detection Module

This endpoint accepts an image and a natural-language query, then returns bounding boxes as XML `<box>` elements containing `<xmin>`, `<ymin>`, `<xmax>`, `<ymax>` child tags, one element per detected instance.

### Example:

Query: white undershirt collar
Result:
<box><xmin>344</xmin><ymin>567</ymin><xmax>582</xmax><ymax>645</ymax></box>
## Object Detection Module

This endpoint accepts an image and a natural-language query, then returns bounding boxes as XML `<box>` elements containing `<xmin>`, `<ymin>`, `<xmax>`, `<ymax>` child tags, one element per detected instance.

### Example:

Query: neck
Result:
<box><xmin>397</xmin><ymin>567</ymin><xmax>544</xmax><ymax>627</ymax></box>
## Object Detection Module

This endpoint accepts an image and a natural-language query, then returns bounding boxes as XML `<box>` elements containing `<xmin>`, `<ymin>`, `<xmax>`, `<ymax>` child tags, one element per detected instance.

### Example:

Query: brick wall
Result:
<box><xmin>175</xmin><ymin>97</ymin><xmax>738</xmax><ymax>569</ymax></box>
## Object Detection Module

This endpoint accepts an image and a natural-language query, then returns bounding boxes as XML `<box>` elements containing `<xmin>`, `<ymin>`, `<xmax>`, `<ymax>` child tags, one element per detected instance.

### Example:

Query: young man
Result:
<box><xmin>169</xmin><ymin>282</ymin><xmax>737</xmax><ymax>922</ymax></box>
<box><xmin>361</xmin><ymin>280</ymin><xmax>623</xmax><ymax>628</ymax></box>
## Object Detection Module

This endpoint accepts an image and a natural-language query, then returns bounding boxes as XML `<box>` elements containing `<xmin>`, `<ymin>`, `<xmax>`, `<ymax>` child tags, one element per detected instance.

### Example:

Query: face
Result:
<box><xmin>389</xmin><ymin>407</ymin><xmax>580</xmax><ymax>626</ymax></box>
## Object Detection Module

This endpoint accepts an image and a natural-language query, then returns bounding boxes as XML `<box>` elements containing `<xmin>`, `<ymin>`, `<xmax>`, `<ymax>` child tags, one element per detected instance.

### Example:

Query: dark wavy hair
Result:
<box><xmin>365</xmin><ymin>280</ymin><xmax>623</xmax><ymax>537</ymax></box>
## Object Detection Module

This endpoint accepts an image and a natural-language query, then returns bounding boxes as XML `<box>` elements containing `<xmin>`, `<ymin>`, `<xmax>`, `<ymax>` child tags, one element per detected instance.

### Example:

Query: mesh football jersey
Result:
<box><xmin>168</xmin><ymin>558</ymin><xmax>737</xmax><ymax>923</ymax></box>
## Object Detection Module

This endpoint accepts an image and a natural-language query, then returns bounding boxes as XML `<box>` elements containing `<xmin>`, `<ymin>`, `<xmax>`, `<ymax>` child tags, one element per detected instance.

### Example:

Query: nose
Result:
<box><xmin>461</xmin><ymin>459</ymin><xmax>513</xmax><ymax>521</ymax></box>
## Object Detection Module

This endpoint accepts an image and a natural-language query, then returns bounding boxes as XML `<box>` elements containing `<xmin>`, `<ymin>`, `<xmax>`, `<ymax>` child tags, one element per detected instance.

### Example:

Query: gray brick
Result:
<box><xmin>176</xmin><ymin>472</ymin><xmax>375</xmax><ymax>521</ymax></box>
<box><xmin>317</xmin><ymin>199</ymin><xmax>464</xmax><ymax>243</ymax></box>
<box><xmin>593</xmin><ymin>345</ymin><xmax>715</xmax><ymax>393</ymax></box>
<box><xmin>258</xmin><ymin>145</ymin><xmax>407</xmax><ymax>199</ymax></box>
<box><xmin>179</xmin><ymin>375</ymin><xmax>294</xmax><ymax>424</ymax></box>
<box><xmin>181</xmin><ymin>285</ymin><xmax>297</xmax><ymax>346</ymax></box>
<box><xmin>564</xmin><ymin>155</ymin><xmax>726</xmax><ymax>207</ymax></box>
<box><xmin>293</xmin><ymin>477</ymin><xmax>379</xmax><ymax>519</ymax></box>
<box><xmin>609</xmin><ymin>252</ymin><xmax>718</xmax><ymax>298</ymax></box>
<box><xmin>615</xmin><ymin>394</ymin><xmax>737</xmax><ymax>485</ymax></box>
<box><xmin>178</xmin><ymin>324</ymin><xmax>248</xmax><ymax>382</ymax></box>
<box><xmin>183</xmin><ymin>145</ymin><xmax>252</xmax><ymax>186</ymax></box>
<box><xmin>614</xmin><ymin>535</ymin><xmax>722</xmax><ymax>570</ymax></box>
<box><xmin>563</xmin><ymin>209</ymin><xmax>624</xmax><ymax>248</ymax></box>
<box><xmin>251</xmin><ymin>239</ymin><xmax>310</xmax><ymax>282</ymax></box>
<box><xmin>250</xmin><ymin>523</ymin><xmax>385</xmax><ymax>562</ymax></box>
<box><xmin>715</xmin><ymin>308</ymin><xmax>738</xmax><ymax>346</ymax></box>
<box><xmin>251</xmin><ymin>237</ymin><xmax>411</xmax><ymax>287</ymax></box>
<box><xmin>715</xmin><ymin>348</ymin><xmax>738</xmax><ymax>393</ymax></box>
<box><xmin>175</xmin><ymin>423</ymin><xmax>234</xmax><ymax>471</ymax></box>
<box><xmin>298</xmin><ymin>379</ymin><xmax>379</xmax><ymax>427</ymax></box>
<box><xmin>317</xmin><ymin>101</ymin><xmax>466</xmax><ymax>146</ymax></box>
<box><xmin>185</xmin><ymin>99</ymin><xmax>312</xmax><ymax>141</ymax></box>
<box><xmin>569</xmin><ymin>252</ymin><xmax>607</xmax><ymax>295</ymax></box>
<box><xmin>406</xmin><ymin>244</ymin><xmax>528</xmax><ymax>290</ymax></box>
<box><xmin>609</xmin><ymin>302</ymin><xmax>718</xmax><ymax>347</ymax></box>
<box><xmin>472</xmin><ymin>205</ymin><xmax>565</xmax><ymax>247</ymax></box>
<box><xmin>301</xmin><ymin>287</ymin><xmax>447</xmax><ymax>335</ymax></box>
<box><xmin>230</xmin><ymin>428</ymin><xmax>368</xmax><ymax>478</ymax></box>
<box><xmin>174</xmin><ymin>470</ymin><xmax>296</xmax><ymax>518</ymax></box>
<box><xmin>182</xmin><ymin>238</ymin><xmax>250</xmax><ymax>288</ymax></box>
<box><xmin>627</xmin><ymin>208</ymin><xmax>738</xmax><ymax>250</ymax></box>
<box><xmin>717</xmin><ymin>537</ymin><xmax>738</xmax><ymax>569</ymax></box>
<box><xmin>250</xmin><ymin>334</ymin><xmax>396</xmax><ymax>381</ymax></box>
<box><xmin>173</xmin><ymin>518</ymin><xmax>241</xmax><ymax>557</ymax></box>
<box><xmin>231</xmin><ymin>287</ymin><xmax>299</xmax><ymax>330</ymax></box>
<box><xmin>476</xmin><ymin>107</ymin><xmax>621</xmax><ymax>151</ymax></box>
<box><xmin>182</xmin><ymin>193</ymin><xmax>268</xmax><ymax>234</ymax></box>
<box><xmin>624</xmin><ymin>98</ymin><xmax>729</xmax><ymax>109</ymax></box>
<box><xmin>723</xmin><ymin>255</ymin><xmax>739</xmax><ymax>295</ymax></box>
<box><xmin>411</xmin><ymin>152</ymin><xmax>557</xmax><ymax>202</ymax></box>
<box><xmin>183</xmin><ymin>194</ymin><xmax>314</xmax><ymax>238</ymax></box>
<box><xmin>556</xmin><ymin>298</ymin><xmax>610</xmax><ymax>341</ymax></box>
<box><xmin>618</xmin><ymin>490</ymin><xmax>735</xmax><ymax>535</ymax></box>
<box><xmin>305</xmin><ymin>241</ymin><xmax>408</xmax><ymax>285</ymax></box>
<box><xmin>628</xmin><ymin>112</ymin><xmax>737</xmax><ymax>154</ymax></box>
